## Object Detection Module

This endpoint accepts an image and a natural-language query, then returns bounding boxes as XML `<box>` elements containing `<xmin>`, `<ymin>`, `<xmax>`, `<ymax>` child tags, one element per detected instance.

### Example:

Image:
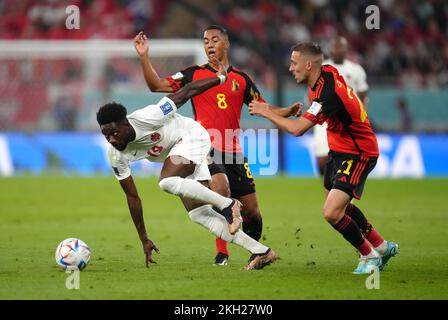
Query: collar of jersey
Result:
<box><xmin>204</xmin><ymin>63</ymin><xmax>233</xmax><ymax>74</ymax></box>
<box><xmin>311</xmin><ymin>69</ymin><xmax>323</xmax><ymax>91</ymax></box>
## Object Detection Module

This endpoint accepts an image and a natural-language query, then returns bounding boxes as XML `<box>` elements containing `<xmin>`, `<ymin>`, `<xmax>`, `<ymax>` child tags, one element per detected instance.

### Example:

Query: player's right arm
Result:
<box><xmin>134</xmin><ymin>32</ymin><xmax>174</xmax><ymax>93</ymax></box>
<box><xmin>167</xmin><ymin>58</ymin><xmax>227</xmax><ymax>108</ymax></box>
<box><xmin>109</xmin><ymin>148</ymin><xmax>159</xmax><ymax>267</ymax></box>
<box><xmin>268</xmin><ymin>103</ymin><xmax>303</xmax><ymax>118</ymax></box>
<box><xmin>119</xmin><ymin>175</ymin><xmax>159</xmax><ymax>268</ymax></box>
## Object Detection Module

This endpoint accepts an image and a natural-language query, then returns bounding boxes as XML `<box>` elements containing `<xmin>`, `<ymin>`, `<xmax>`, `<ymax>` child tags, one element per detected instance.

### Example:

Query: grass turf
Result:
<box><xmin>0</xmin><ymin>176</ymin><xmax>447</xmax><ymax>300</ymax></box>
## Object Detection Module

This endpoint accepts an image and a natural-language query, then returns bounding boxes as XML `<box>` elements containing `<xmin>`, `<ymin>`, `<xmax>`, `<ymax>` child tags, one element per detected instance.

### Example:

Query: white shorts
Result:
<box><xmin>313</xmin><ymin>122</ymin><xmax>329</xmax><ymax>157</ymax></box>
<box><xmin>168</xmin><ymin>119</ymin><xmax>212</xmax><ymax>182</ymax></box>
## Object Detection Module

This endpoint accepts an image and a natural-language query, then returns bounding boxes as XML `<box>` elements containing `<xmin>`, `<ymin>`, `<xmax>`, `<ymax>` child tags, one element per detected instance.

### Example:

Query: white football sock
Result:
<box><xmin>374</xmin><ymin>240</ymin><xmax>388</xmax><ymax>255</ymax></box>
<box><xmin>188</xmin><ymin>205</ymin><xmax>269</xmax><ymax>254</ymax></box>
<box><xmin>159</xmin><ymin>176</ymin><xmax>232</xmax><ymax>210</ymax></box>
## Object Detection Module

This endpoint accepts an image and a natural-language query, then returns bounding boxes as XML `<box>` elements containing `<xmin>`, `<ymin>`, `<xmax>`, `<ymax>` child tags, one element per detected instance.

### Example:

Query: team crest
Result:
<box><xmin>150</xmin><ymin>133</ymin><xmax>161</xmax><ymax>142</ymax></box>
<box><xmin>231</xmin><ymin>79</ymin><xmax>239</xmax><ymax>92</ymax></box>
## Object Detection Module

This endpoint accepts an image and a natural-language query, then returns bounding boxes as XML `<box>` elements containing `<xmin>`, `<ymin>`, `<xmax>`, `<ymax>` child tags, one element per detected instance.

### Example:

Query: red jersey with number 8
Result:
<box><xmin>303</xmin><ymin>65</ymin><xmax>379</xmax><ymax>157</ymax></box>
<box><xmin>165</xmin><ymin>64</ymin><xmax>265</xmax><ymax>153</ymax></box>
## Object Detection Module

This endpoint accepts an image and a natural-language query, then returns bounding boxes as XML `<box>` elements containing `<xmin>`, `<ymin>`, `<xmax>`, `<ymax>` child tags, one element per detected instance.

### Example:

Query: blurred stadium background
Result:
<box><xmin>1</xmin><ymin>0</ymin><xmax>447</xmax><ymax>178</ymax></box>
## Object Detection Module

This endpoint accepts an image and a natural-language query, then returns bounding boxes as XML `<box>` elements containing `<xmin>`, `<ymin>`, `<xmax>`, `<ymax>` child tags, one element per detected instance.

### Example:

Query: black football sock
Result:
<box><xmin>214</xmin><ymin>201</ymin><xmax>234</xmax><ymax>224</ymax></box>
<box><xmin>243</xmin><ymin>216</ymin><xmax>262</xmax><ymax>241</ymax></box>
<box><xmin>345</xmin><ymin>203</ymin><xmax>373</xmax><ymax>236</ymax></box>
<box><xmin>331</xmin><ymin>214</ymin><xmax>367</xmax><ymax>251</ymax></box>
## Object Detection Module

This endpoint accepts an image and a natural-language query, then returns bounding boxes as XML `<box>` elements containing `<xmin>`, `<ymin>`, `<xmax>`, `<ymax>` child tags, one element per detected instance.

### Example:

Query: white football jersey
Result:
<box><xmin>108</xmin><ymin>96</ymin><xmax>203</xmax><ymax>180</ymax></box>
<box><xmin>323</xmin><ymin>58</ymin><xmax>368</xmax><ymax>93</ymax></box>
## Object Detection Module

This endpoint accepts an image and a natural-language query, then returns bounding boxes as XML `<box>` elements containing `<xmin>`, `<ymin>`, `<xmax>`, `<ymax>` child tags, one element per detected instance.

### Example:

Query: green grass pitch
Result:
<box><xmin>0</xmin><ymin>176</ymin><xmax>447</xmax><ymax>300</ymax></box>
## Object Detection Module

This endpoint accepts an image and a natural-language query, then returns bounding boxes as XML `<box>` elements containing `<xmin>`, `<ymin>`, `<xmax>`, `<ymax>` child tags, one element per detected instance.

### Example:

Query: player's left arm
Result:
<box><xmin>249</xmin><ymin>101</ymin><xmax>314</xmax><ymax>136</ymax></box>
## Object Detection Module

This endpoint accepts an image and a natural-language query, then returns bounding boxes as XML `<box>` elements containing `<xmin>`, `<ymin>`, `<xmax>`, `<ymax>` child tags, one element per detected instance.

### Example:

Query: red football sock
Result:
<box><xmin>215</xmin><ymin>237</ymin><xmax>229</xmax><ymax>256</ymax></box>
<box><xmin>358</xmin><ymin>240</ymin><xmax>373</xmax><ymax>256</ymax></box>
<box><xmin>365</xmin><ymin>228</ymin><xmax>385</xmax><ymax>248</ymax></box>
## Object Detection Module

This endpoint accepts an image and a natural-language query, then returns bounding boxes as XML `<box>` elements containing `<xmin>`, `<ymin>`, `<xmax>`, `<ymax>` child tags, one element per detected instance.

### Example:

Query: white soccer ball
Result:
<box><xmin>55</xmin><ymin>238</ymin><xmax>91</xmax><ymax>271</ymax></box>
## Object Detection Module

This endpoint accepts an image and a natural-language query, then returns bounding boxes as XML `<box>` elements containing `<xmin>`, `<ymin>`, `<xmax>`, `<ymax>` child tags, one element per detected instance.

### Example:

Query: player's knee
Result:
<box><xmin>158</xmin><ymin>176</ymin><xmax>182</xmax><ymax>195</ymax></box>
<box><xmin>213</xmin><ymin>186</ymin><xmax>231</xmax><ymax>198</ymax></box>
<box><xmin>323</xmin><ymin>206</ymin><xmax>340</xmax><ymax>225</ymax></box>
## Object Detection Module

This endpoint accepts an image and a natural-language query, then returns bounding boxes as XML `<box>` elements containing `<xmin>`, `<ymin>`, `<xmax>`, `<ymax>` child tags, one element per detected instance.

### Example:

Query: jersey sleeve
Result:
<box><xmin>303</xmin><ymin>74</ymin><xmax>340</xmax><ymax>124</ymax></box>
<box><xmin>108</xmin><ymin>147</ymin><xmax>131</xmax><ymax>180</ymax></box>
<box><xmin>242</xmin><ymin>73</ymin><xmax>265</xmax><ymax>105</ymax></box>
<box><xmin>133</xmin><ymin>96</ymin><xmax>178</xmax><ymax>127</ymax></box>
<box><xmin>164</xmin><ymin>66</ymin><xmax>197</xmax><ymax>92</ymax></box>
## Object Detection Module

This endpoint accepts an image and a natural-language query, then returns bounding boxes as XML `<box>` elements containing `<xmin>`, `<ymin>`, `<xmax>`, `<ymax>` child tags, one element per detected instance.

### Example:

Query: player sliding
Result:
<box><xmin>249</xmin><ymin>42</ymin><xmax>398</xmax><ymax>274</ymax></box>
<box><xmin>97</xmin><ymin>60</ymin><xmax>276</xmax><ymax>270</ymax></box>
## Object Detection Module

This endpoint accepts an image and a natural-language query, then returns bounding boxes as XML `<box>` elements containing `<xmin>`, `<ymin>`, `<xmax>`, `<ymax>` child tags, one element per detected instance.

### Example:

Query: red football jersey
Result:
<box><xmin>165</xmin><ymin>64</ymin><xmax>264</xmax><ymax>153</ymax></box>
<box><xmin>303</xmin><ymin>65</ymin><xmax>379</xmax><ymax>157</ymax></box>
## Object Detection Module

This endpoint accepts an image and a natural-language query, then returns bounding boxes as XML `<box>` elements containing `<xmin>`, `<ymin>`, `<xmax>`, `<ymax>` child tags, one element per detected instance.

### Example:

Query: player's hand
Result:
<box><xmin>288</xmin><ymin>102</ymin><xmax>303</xmax><ymax>117</ymax></box>
<box><xmin>134</xmin><ymin>31</ymin><xmax>149</xmax><ymax>57</ymax></box>
<box><xmin>142</xmin><ymin>239</ymin><xmax>159</xmax><ymax>268</ymax></box>
<box><xmin>211</xmin><ymin>57</ymin><xmax>228</xmax><ymax>78</ymax></box>
<box><xmin>248</xmin><ymin>100</ymin><xmax>270</xmax><ymax>117</ymax></box>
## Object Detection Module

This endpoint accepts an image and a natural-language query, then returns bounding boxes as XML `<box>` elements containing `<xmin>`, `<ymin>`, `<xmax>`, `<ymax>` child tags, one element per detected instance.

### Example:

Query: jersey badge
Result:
<box><xmin>159</xmin><ymin>101</ymin><xmax>173</xmax><ymax>115</ymax></box>
<box><xmin>231</xmin><ymin>79</ymin><xmax>239</xmax><ymax>92</ymax></box>
<box><xmin>150</xmin><ymin>133</ymin><xmax>161</xmax><ymax>142</ymax></box>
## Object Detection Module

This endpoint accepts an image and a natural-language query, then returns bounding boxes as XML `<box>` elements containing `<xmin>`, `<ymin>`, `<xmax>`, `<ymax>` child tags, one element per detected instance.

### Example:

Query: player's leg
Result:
<box><xmin>209</xmin><ymin>171</ymin><xmax>231</xmax><ymax>265</ymax></box>
<box><xmin>347</xmin><ymin>158</ymin><xmax>399</xmax><ymax>270</ymax></box>
<box><xmin>323</xmin><ymin>153</ymin><xmax>383</xmax><ymax>274</ymax></box>
<box><xmin>238</xmin><ymin>193</ymin><xmax>262</xmax><ymax>243</ymax></box>
<box><xmin>158</xmin><ymin>155</ymin><xmax>241</xmax><ymax>233</ymax></box>
<box><xmin>325</xmin><ymin>154</ymin><xmax>398</xmax><ymax>268</ymax></box>
<box><xmin>323</xmin><ymin>189</ymin><xmax>381</xmax><ymax>274</ymax></box>
<box><xmin>224</xmin><ymin>155</ymin><xmax>264</xmax><ymax>263</ymax></box>
<box><xmin>180</xmin><ymin>186</ymin><xmax>276</xmax><ymax>270</ymax></box>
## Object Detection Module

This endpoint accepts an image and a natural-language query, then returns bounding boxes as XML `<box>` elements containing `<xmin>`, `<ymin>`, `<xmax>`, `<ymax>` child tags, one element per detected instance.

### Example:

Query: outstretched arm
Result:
<box><xmin>167</xmin><ymin>58</ymin><xmax>227</xmax><ymax>108</ymax></box>
<box><xmin>119</xmin><ymin>175</ymin><xmax>159</xmax><ymax>267</ymax></box>
<box><xmin>167</xmin><ymin>76</ymin><xmax>224</xmax><ymax>108</ymax></box>
<box><xmin>268</xmin><ymin>102</ymin><xmax>303</xmax><ymax>118</ymax></box>
<box><xmin>249</xmin><ymin>101</ymin><xmax>315</xmax><ymax>136</ymax></box>
<box><xmin>134</xmin><ymin>32</ymin><xmax>173</xmax><ymax>93</ymax></box>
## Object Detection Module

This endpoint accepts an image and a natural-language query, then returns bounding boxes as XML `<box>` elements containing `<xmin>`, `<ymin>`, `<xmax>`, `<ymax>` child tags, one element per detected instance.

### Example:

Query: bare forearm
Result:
<box><xmin>266</xmin><ymin>112</ymin><xmax>303</xmax><ymax>135</ymax></box>
<box><xmin>168</xmin><ymin>77</ymin><xmax>221</xmax><ymax>108</ymax></box>
<box><xmin>269</xmin><ymin>105</ymin><xmax>292</xmax><ymax>117</ymax></box>
<box><xmin>127</xmin><ymin>196</ymin><xmax>149</xmax><ymax>242</ymax></box>
<box><xmin>139</xmin><ymin>55</ymin><xmax>169</xmax><ymax>92</ymax></box>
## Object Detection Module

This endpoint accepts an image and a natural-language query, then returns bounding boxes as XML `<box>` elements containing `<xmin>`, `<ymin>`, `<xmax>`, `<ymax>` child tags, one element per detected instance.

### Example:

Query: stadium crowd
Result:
<box><xmin>1</xmin><ymin>0</ymin><xmax>447</xmax><ymax>88</ymax></box>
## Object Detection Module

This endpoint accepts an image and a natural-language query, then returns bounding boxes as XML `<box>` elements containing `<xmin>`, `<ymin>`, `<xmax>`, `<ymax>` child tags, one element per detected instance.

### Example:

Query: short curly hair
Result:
<box><xmin>96</xmin><ymin>102</ymin><xmax>127</xmax><ymax>125</ymax></box>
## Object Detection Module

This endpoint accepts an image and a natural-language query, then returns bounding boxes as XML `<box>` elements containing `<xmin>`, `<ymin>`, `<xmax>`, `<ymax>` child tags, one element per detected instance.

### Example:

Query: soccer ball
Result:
<box><xmin>55</xmin><ymin>238</ymin><xmax>91</xmax><ymax>271</ymax></box>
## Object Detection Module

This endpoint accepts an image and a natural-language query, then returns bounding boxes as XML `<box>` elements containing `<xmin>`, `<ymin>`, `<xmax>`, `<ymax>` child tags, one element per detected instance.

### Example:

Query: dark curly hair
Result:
<box><xmin>96</xmin><ymin>102</ymin><xmax>127</xmax><ymax>125</ymax></box>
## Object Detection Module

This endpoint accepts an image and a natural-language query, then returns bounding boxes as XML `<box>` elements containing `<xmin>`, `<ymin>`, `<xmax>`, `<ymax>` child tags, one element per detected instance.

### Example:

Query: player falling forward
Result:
<box><xmin>97</xmin><ymin>62</ymin><xmax>276</xmax><ymax>270</ymax></box>
<box><xmin>133</xmin><ymin>26</ymin><xmax>299</xmax><ymax>266</ymax></box>
<box><xmin>249</xmin><ymin>42</ymin><xmax>398</xmax><ymax>274</ymax></box>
